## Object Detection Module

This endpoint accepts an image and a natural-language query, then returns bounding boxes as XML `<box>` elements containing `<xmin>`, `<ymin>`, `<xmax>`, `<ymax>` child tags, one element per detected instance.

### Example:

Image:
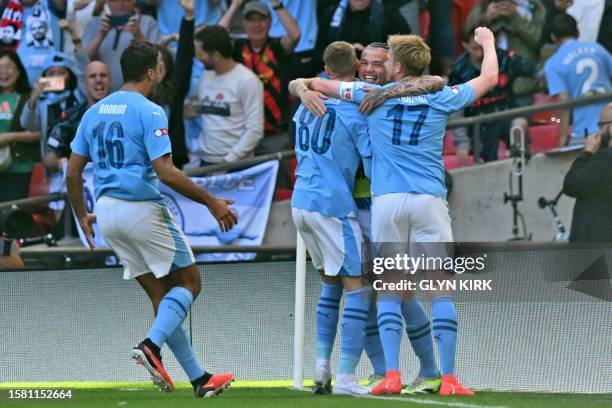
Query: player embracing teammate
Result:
<box><xmin>291</xmin><ymin>27</ymin><xmax>499</xmax><ymax>396</ymax></box>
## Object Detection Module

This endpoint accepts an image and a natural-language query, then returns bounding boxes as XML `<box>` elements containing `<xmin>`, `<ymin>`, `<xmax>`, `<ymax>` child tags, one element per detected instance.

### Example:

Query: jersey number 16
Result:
<box><xmin>94</xmin><ymin>121</ymin><xmax>125</xmax><ymax>169</ymax></box>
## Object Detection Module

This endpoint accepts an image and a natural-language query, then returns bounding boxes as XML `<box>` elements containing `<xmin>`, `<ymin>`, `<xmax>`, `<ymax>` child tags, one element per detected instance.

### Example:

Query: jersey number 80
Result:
<box><xmin>297</xmin><ymin>107</ymin><xmax>336</xmax><ymax>154</ymax></box>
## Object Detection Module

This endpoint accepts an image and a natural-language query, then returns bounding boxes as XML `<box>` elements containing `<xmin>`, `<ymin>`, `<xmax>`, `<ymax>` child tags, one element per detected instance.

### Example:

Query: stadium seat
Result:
<box><xmin>531</xmin><ymin>94</ymin><xmax>561</xmax><ymax>125</ymax></box>
<box><xmin>443</xmin><ymin>154</ymin><xmax>474</xmax><ymax>170</ymax></box>
<box><xmin>27</xmin><ymin>163</ymin><xmax>50</xmax><ymax>197</ymax></box>
<box><xmin>443</xmin><ymin>131</ymin><xmax>457</xmax><ymax>155</ymax></box>
<box><xmin>529</xmin><ymin>124</ymin><xmax>561</xmax><ymax>153</ymax></box>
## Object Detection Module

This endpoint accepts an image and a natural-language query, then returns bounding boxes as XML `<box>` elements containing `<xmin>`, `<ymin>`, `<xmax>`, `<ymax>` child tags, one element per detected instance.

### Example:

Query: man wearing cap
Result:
<box><xmin>220</xmin><ymin>1</ymin><xmax>300</xmax><ymax>186</ymax></box>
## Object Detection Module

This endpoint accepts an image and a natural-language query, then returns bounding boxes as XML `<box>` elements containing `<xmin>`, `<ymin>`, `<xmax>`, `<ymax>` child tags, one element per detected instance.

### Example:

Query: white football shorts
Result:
<box><xmin>292</xmin><ymin>208</ymin><xmax>363</xmax><ymax>277</ymax></box>
<box><xmin>96</xmin><ymin>196</ymin><xmax>195</xmax><ymax>280</ymax></box>
<box><xmin>371</xmin><ymin>192</ymin><xmax>453</xmax><ymax>259</ymax></box>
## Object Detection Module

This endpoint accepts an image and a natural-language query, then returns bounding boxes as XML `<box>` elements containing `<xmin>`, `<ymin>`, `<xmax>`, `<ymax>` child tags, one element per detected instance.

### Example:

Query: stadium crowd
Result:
<box><xmin>0</xmin><ymin>0</ymin><xmax>610</xmax><ymax>240</ymax></box>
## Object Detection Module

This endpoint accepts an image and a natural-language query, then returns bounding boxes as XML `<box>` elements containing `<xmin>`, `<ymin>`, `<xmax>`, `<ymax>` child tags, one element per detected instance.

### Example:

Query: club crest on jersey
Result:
<box><xmin>341</xmin><ymin>86</ymin><xmax>353</xmax><ymax>100</ymax></box>
<box><xmin>451</xmin><ymin>86</ymin><xmax>459</xmax><ymax>94</ymax></box>
<box><xmin>154</xmin><ymin>128</ymin><xmax>169</xmax><ymax>137</ymax></box>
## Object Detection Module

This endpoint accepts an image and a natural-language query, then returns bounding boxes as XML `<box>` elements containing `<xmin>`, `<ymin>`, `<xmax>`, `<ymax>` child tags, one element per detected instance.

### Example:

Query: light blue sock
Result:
<box><xmin>401</xmin><ymin>297</ymin><xmax>439</xmax><ymax>379</ymax></box>
<box><xmin>364</xmin><ymin>301</ymin><xmax>387</xmax><ymax>376</ymax></box>
<box><xmin>166</xmin><ymin>326</ymin><xmax>206</xmax><ymax>381</ymax></box>
<box><xmin>316</xmin><ymin>283</ymin><xmax>343</xmax><ymax>363</ymax></box>
<box><xmin>147</xmin><ymin>287</ymin><xmax>193</xmax><ymax>348</ymax></box>
<box><xmin>432</xmin><ymin>296</ymin><xmax>458</xmax><ymax>376</ymax></box>
<box><xmin>339</xmin><ymin>286</ymin><xmax>371</xmax><ymax>375</ymax></box>
<box><xmin>377</xmin><ymin>294</ymin><xmax>403</xmax><ymax>372</ymax></box>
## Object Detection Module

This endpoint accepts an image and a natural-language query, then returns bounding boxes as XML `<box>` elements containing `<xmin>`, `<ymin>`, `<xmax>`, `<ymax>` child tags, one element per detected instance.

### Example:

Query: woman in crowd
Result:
<box><xmin>0</xmin><ymin>50</ymin><xmax>40</xmax><ymax>202</ymax></box>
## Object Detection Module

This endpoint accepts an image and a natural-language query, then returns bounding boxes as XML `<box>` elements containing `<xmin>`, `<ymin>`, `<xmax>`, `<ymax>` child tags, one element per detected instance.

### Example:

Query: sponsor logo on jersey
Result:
<box><xmin>154</xmin><ymin>128</ymin><xmax>169</xmax><ymax>137</ymax></box>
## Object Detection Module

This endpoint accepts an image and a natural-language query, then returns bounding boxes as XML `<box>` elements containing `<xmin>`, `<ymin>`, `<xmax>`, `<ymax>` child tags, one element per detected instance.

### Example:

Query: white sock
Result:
<box><xmin>337</xmin><ymin>374</ymin><xmax>356</xmax><ymax>385</ymax></box>
<box><xmin>316</xmin><ymin>358</ymin><xmax>330</xmax><ymax>372</ymax></box>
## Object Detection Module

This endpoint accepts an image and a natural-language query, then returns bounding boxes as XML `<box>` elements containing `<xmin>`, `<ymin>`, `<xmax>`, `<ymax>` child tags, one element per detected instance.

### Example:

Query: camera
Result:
<box><xmin>0</xmin><ymin>206</ymin><xmax>34</xmax><ymax>239</ymax></box>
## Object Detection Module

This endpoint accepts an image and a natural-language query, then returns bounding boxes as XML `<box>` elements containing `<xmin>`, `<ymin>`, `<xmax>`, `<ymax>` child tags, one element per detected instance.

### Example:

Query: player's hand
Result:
<box><xmin>584</xmin><ymin>131</ymin><xmax>602</xmax><ymax>153</ymax></box>
<box><xmin>456</xmin><ymin>148</ymin><xmax>470</xmax><ymax>165</ymax></box>
<box><xmin>78</xmin><ymin>213</ymin><xmax>97</xmax><ymax>250</ymax></box>
<box><xmin>300</xmin><ymin>90</ymin><xmax>327</xmax><ymax>117</ymax></box>
<box><xmin>474</xmin><ymin>27</ymin><xmax>495</xmax><ymax>46</ymax></box>
<box><xmin>359</xmin><ymin>87</ymin><xmax>386</xmax><ymax>115</ymax></box>
<box><xmin>209</xmin><ymin>199</ymin><xmax>238</xmax><ymax>232</ymax></box>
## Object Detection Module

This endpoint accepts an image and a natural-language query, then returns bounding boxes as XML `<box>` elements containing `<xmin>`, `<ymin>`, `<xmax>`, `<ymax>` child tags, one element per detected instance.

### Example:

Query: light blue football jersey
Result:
<box><xmin>70</xmin><ymin>91</ymin><xmax>172</xmax><ymax>202</ymax></box>
<box><xmin>544</xmin><ymin>39</ymin><xmax>612</xmax><ymax>136</ymax></box>
<box><xmin>291</xmin><ymin>97</ymin><xmax>371</xmax><ymax>218</ymax></box>
<box><xmin>340</xmin><ymin>81</ymin><xmax>476</xmax><ymax>198</ymax></box>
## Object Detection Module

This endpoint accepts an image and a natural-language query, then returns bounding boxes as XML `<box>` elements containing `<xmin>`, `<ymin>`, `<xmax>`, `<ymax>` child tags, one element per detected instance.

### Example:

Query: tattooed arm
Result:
<box><xmin>358</xmin><ymin>75</ymin><xmax>445</xmax><ymax>114</ymax></box>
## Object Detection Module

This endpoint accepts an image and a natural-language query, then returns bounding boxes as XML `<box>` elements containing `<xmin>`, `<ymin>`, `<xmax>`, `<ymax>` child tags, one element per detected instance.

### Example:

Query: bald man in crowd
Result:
<box><xmin>45</xmin><ymin>61</ymin><xmax>112</xmax><ymax>171</ymax></box>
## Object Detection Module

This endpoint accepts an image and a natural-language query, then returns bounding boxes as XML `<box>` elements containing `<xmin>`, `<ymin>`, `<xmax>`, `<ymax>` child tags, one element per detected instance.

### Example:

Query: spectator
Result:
<box><xmin>541</xmin><ymin>0</ymin><xmax>572</xmax><ymax>45</ymax></box>
<box><xmin>544</xmin><ymin>13</ymin><xmax>612</xmax><ymax>145</ymax></box>
<box><xmin>563</xmin><ymin>104</ymin><xmax>612</xmax><ymax>242</ymax></box>
<box><xmin>1</xmin><ymin>0</ymin><xmax>69</xmax><ymax>84</ymax></box>
<box><xmin>83</xmin><ymin>0</ymin><xmax>160</xmax><ymax>91</ymax></box>
<box><xmin>44</xmin><ymin>60</ymin><xmax>111</xmax><ymax>171</ymax></box>
<box><xmin>62</xmin><ymin>0</ymin><xmax>102</xmax><ymax>52</ymax></box>
<box><xmin>0</xmin><ymin>238</ymin><xmax>24</xmax><ymax>269</ymax></box>
<box><xmin>598</xmin><ymin>0</ymin><xmax>611</xmax><ymax>53</ymax></box>
<box><xmin>317</xmin><ymin>0</ymin><xmax>411</xmax><ymax>58</ymax></box>
<box><xmin>160</xmin><ymin>0</ymin><xmax>201</xmax><ymax>169</ymax></box>
<box><xmin>265</xmin><ymin>0</ymin><xmax>319</xmax><ymax>78</ymax></box>
<box><xmin>467</xmin><ymin>0</ymin><xmax>545</xmax><ymax>95</ymax></box>
<box><xmin>567</xmin><ymin>0</ymin><xmax>605</xmax><ymax>43</ymax></box>
<box><xmin>427</xmin><ymin>0</ymin><xmax>455</xmax><ymax>75</ymax></box>
<box><xmin>183</xmin><ymin>25</ymin><xmax>263</xmax><ymax>166</ymax></box>
<box><xmin>220</xmin><ymin>1</ymin><xmax>300</xmax><ymax>138</ymax></box>
<box><xmin>449</xmin><ymin>24</ymin><xmax>536</xmax><ymax>162</ymax></box>
<box><xmin>0</xmin><ymin>50</ymin><xmax>40</xmax><ymax>202</ymax></box>
<box><xmin>156</xmin><ymin>0</ymin><xmax>224</xmax><ymax>45</ymax></box>
<box><xmin>20</xmin><ymin>52</ymin><xmax>85</xmax><ymax>156</ymax></box>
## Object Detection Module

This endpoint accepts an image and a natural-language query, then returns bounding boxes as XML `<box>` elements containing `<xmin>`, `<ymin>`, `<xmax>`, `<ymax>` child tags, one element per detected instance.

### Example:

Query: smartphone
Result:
<box><xmin>39</xmin><ymin>77</ymin><xmax>65</xmax><ymax>92</ymax></box>
<box><xmin>109</xmin><ymin>14</ymin><xmax>132</xmax><ymax>27</ymax></box>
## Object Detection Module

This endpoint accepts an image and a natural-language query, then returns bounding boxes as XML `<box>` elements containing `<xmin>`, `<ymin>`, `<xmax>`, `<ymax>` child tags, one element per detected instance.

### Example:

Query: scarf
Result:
<box><xmin>0</xmin><ymin>0</ymin><xmax>23</xmax><ymax>50</ymax></box>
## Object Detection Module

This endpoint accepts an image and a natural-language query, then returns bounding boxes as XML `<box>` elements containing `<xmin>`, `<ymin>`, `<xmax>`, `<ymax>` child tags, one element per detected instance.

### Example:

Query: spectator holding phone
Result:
<box><xmin>20</xmin><ymin>52</ymin><xmax>85</xmax><ymax>158</ymax></box>
<box><xmin>83</xmin><ymin>0</ymin><xmax>160</xmax><ymax>91</ymax></box>
<box><xmin>0</xmin><ymin>50</ymin><xmax>40</xmax><ymax>202</ymax></box>
<box><xmin>563</xmin><ymin>104</ymin><xmax>612</xmax><ymax>241</ymax></box>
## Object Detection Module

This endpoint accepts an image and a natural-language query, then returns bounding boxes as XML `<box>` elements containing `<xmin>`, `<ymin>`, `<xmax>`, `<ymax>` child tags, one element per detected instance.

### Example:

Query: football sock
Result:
<box><xmin>377</xmin><ymin>293</ymin><xmax>403</xmax><ymax>372</ymax></box>
<box><xmin>401</xmin><ymin>297</ymin><xmax>438</xmax><ymax>378</ymax></box>
<box><xmin>147</xmin><ymin>286</ymin><xmax>193</xmax><ymax>348</ymax></box>
<box><xmin>432</xmin><ymin>296</ymin><xmax>458</xmax><ymax>376</ymax></box>
<box><xmin>339</xmin><ymin>286</ymin><xmax>371</xmax><ymax>375</ymax></box>
<box><xmin>166</xmin><ymin>326</ymin><xmax>207</xmax><ymax>381</ymax></box>
<box><xmin>364</xmin><ymin>301</ymin><xmax>387</xmax><ymax>376</ymax></box>
<box><xmin>316</xmin><ymin>282</ymin><xmax>343</xmax><ymax>369</ymax></box>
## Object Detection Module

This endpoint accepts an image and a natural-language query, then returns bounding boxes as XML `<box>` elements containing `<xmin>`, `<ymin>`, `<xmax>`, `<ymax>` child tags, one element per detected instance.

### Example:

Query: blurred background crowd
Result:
<box><xmin>0</xmin><ymin>0</ymin><xmax>610</xmax><ymax>261</ymax></box>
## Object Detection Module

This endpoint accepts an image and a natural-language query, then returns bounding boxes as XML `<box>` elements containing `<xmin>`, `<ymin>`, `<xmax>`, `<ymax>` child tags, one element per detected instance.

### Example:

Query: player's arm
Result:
<box><xmin>556</xmin><ymin>92</ymin><xmax>571</xmax><ymax>146</ymax></box>
<box><xmin>152</xmin><ymin>154</ymin><xmax>238</xmax><ymax>232</ymax></box>
<box><xmin>66</xmin><ymin>152</ymin><xmax>97</xmax><ymax>250</ymax></box>
<box><xmin>466</xmin><ymin>27</ymin><xmax>498</xmax><ymax>99</ymax></box>
<box><xmin>358</xmin><ymin>76</ymin><xmax>445</xmax><ymax>114</ymax></box>
<box><xmin>288</xmin><ymin>78</ymin><xmax>328</xmax><ymax>117</ymax></box>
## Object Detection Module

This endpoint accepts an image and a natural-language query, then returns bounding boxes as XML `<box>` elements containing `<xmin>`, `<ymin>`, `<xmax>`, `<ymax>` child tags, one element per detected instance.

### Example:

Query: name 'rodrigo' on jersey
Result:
<box><xmin>340</xmin><ymin>81</ymin><xmax>476</xmax><ymax>198</ymax></box>
<box><xmin>291</xmin><ymin>96</ymin><xmax>371</xmax><ymax>218</ymax></box>
<box><xmin>70</xmin><ymin>91</ymin><xmax>172</xmax><ymax>203</ymax></box>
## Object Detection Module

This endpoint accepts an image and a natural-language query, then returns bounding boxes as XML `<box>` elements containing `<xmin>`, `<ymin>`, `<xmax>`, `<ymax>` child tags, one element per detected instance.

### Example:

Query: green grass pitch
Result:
<box><xmin>1</xmin><ymin>382</ymin><xmax>610</xmax><ymax>408</ymax></box>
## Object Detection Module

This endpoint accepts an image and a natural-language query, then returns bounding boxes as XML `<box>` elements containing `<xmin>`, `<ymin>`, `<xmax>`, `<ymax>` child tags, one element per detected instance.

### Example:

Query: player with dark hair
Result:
<box><xmin>66</xmin><ymin>41</ymin><xmax>237</xmax><ymax>399</ymax></box>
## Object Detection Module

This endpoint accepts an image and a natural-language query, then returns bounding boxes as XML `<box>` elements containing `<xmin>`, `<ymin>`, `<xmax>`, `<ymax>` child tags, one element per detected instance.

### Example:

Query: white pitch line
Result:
<box><xmin>364</xmin><ymin>394</ymin><xmax>509</xmax><ymax>408</ymax></box>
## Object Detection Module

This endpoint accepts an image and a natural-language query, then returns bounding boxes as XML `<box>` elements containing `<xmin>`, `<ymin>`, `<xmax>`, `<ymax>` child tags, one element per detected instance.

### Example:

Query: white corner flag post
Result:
<box><xmin>293</xmin><ymin>231</ymin><xmax>307</xmax><ymax>390</ymax></box>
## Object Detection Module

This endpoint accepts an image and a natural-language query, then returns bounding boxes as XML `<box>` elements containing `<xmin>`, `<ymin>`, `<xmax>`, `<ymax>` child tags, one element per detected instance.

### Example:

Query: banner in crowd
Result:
<box><xmin>74</xmin><ymin>161</ymin><xmax>279</xmax><ymax>262</ymax></box>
